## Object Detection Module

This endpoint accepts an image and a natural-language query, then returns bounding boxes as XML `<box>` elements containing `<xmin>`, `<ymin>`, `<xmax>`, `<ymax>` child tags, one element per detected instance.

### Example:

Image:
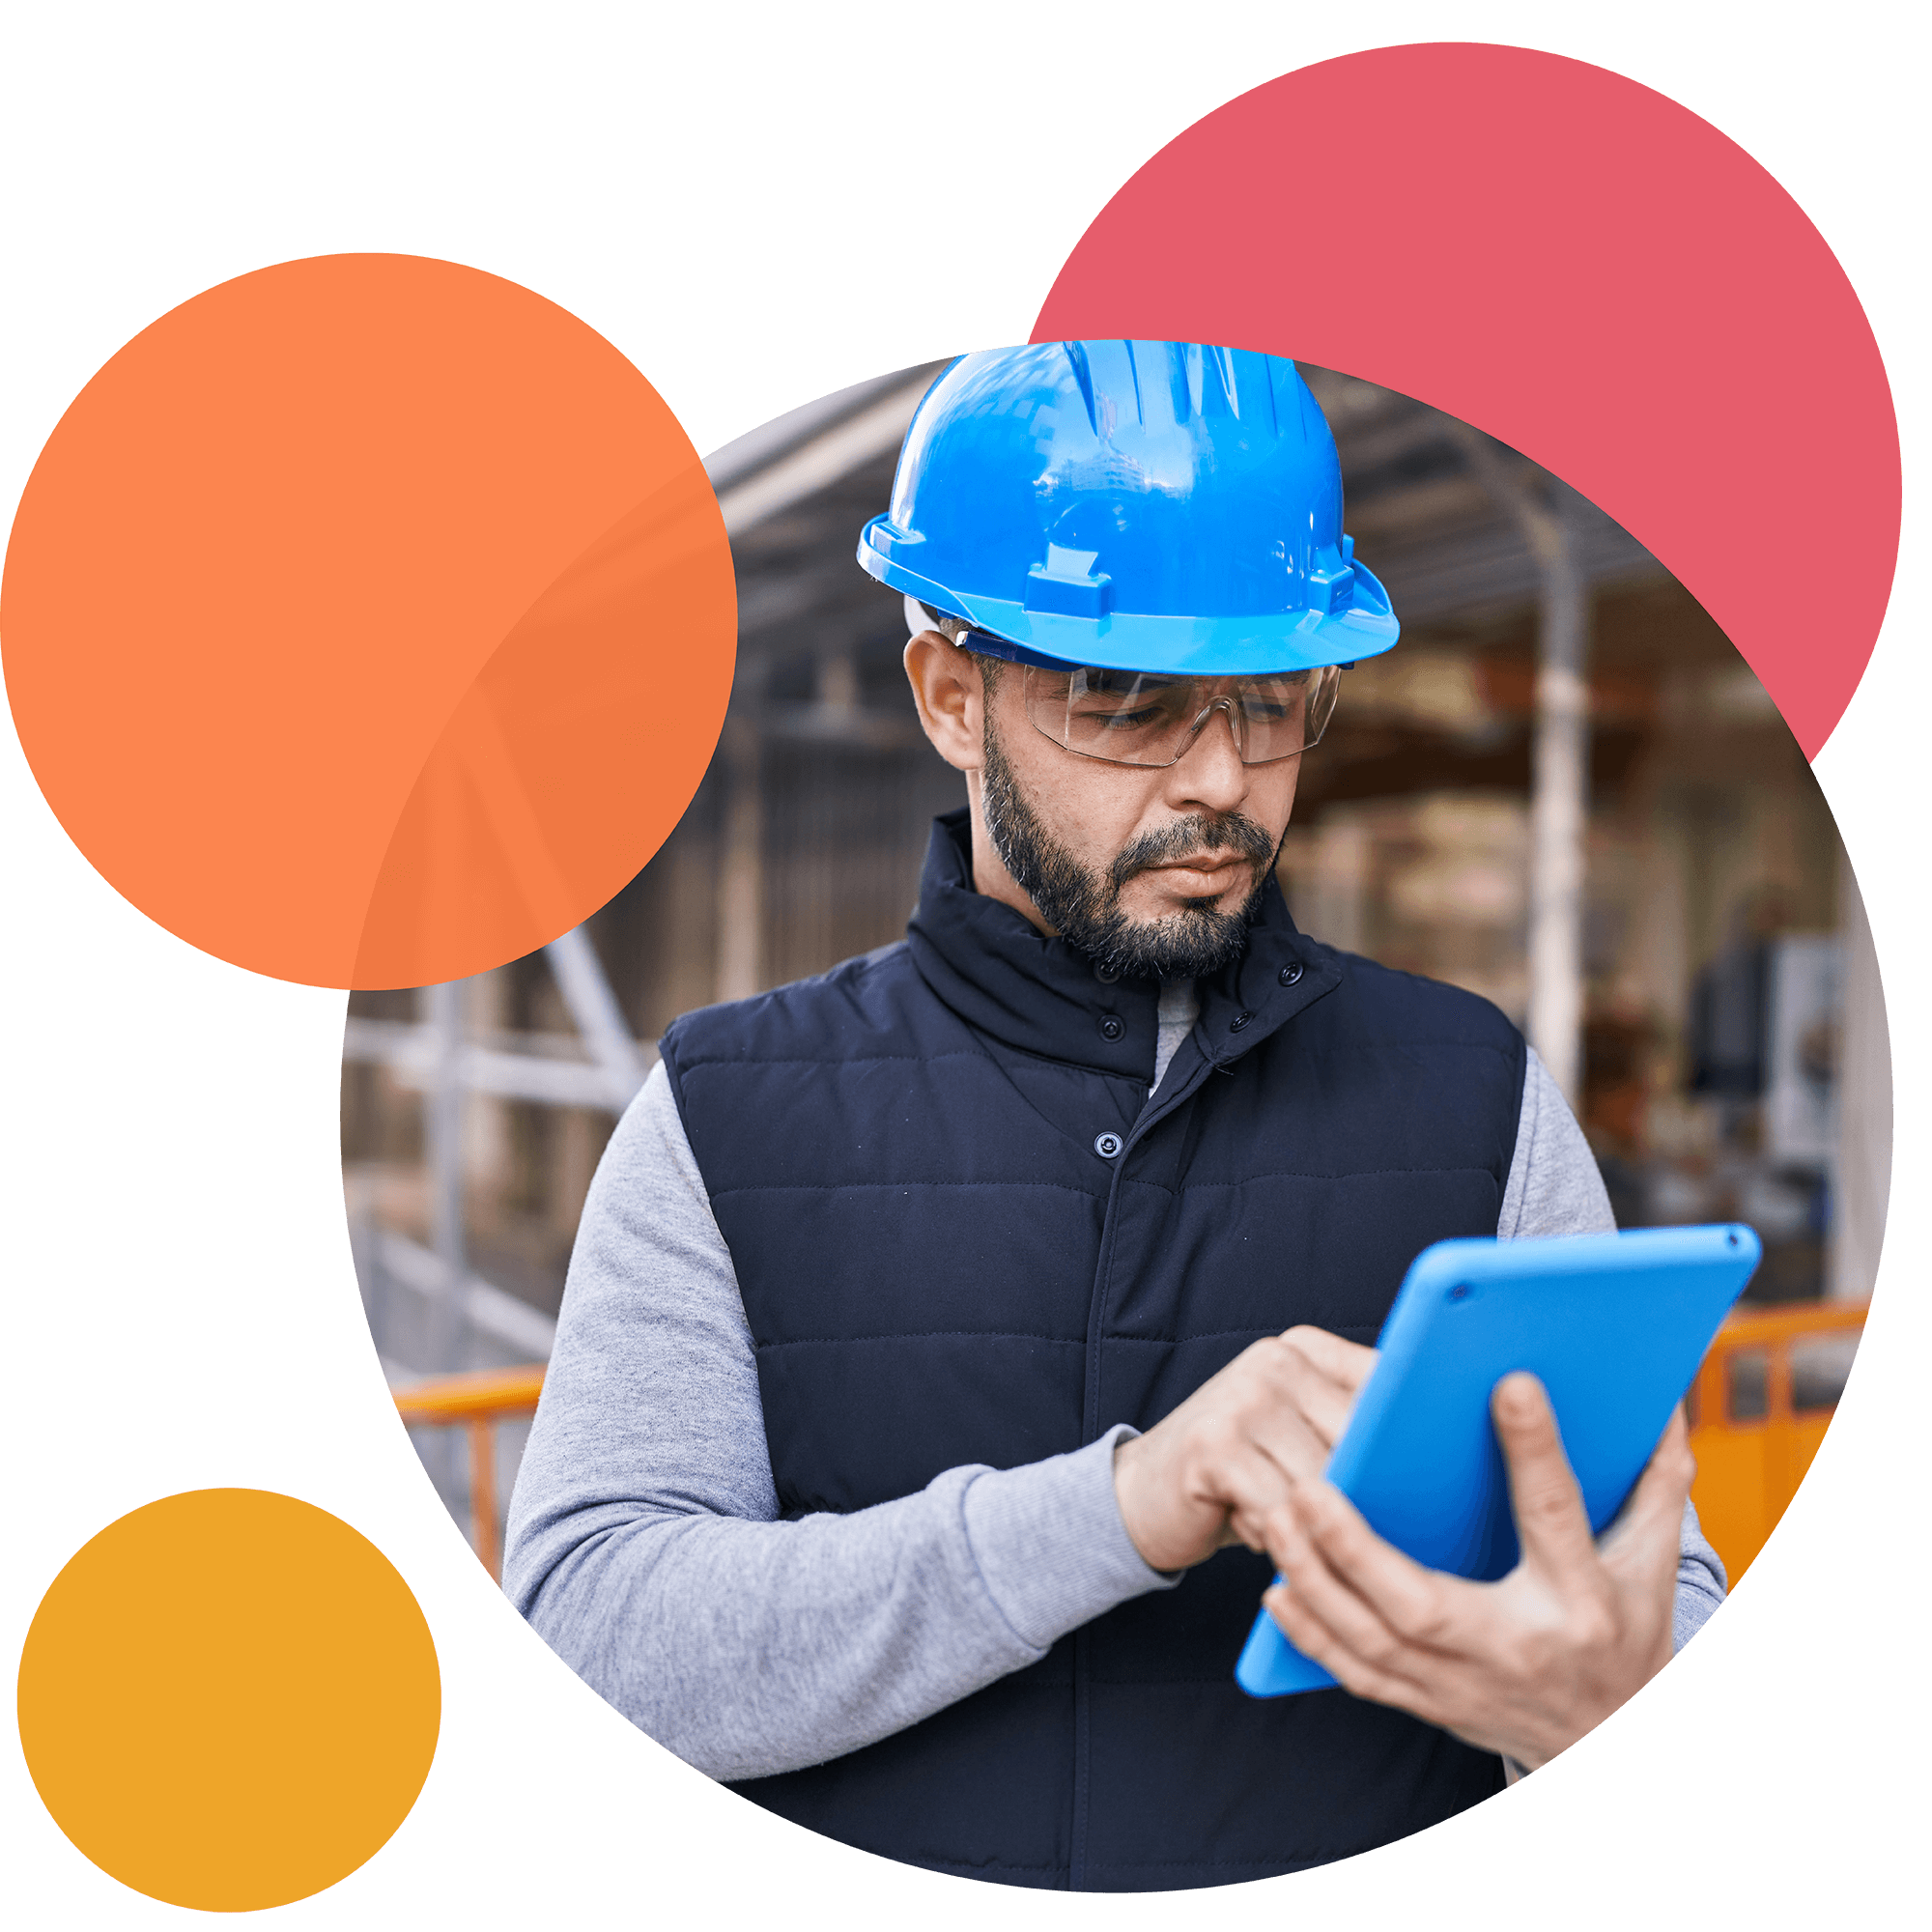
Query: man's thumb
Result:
<box><xmin>1493</xmin><ymin>1373</ymin><xmax>1595</xmax><ymax>1577</ymax></box>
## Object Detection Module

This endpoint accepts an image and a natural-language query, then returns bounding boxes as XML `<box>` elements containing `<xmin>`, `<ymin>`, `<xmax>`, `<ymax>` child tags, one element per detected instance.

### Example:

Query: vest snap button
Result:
<box><xmin>1229</xmin><ymin>1010</ymin><xmax>1255</xmax><ymax>1033</ymax></box>
<box><xmin>1279</xmin><ymin>962</ymin><xmax>1304</xmax><ymax>986</ymax></box>
<box><xmin>1098</xmin><ymin>1014</ymin><xmax>1124</xmax><ymax>1042</ymax></box>
<box><xmin>1093</xmin><ymin>1131</ymin><xmax>1123</xmax><ymax>1159</ymax></box>
<box><xmin>1094</xmin><ymin>961</ymin><xmax>1122</xmax><ymax>984</ymax></box>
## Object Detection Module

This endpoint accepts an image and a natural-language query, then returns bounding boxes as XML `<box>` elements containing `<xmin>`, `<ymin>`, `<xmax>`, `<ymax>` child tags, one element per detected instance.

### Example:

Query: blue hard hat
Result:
<box><xmin>857</xmin><ymin>341</ymin><xmax>1398</xmax><ymax>676</ymax></box>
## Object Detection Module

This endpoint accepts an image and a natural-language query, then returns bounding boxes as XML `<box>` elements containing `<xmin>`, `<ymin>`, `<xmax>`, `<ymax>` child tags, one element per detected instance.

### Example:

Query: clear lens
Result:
<box><xmin>1022</xmin><ymin>663</ymin><xmax>1341</xmax><ymax>767</ymax></box>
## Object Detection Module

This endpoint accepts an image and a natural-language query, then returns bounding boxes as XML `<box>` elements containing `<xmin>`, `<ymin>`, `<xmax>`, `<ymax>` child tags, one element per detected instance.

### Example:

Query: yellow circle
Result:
<box><xmin>16</xmin><ymin>1489</ymin><xmax>440</xmax><ymax>1911</ymax></box>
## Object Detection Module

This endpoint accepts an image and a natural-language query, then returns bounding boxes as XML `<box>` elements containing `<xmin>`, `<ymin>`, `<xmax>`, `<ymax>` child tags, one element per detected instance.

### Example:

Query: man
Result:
<box><xmin>505</xmin><ymin>342</ymin><xmax>1725</xmax><ymax>1890</ymax></box>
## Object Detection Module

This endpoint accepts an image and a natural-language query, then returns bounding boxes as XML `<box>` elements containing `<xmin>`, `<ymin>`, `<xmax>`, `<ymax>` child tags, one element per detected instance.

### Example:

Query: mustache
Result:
<box><xmin>1108</xmin><ymin>812</ymin><xmax>1278</xmax><ymax>894</ymax></box>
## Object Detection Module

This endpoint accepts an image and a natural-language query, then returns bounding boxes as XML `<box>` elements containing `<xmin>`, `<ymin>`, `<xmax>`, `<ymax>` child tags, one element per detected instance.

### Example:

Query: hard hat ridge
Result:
<box><xmin>858</xmin><ymin>341</ymin><xmax>1398</xmax><ymax>678</ymax></box>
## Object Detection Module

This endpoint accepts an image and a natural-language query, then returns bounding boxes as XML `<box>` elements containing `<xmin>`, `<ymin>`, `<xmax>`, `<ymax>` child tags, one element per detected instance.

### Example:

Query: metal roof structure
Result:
<box><xmin>1301</xmin><ymin>364</ymin><xmax>1663</xmax><ymax>628</ymax></box>
<box><xmin>349</xmin><ymin>357</ymin><xmax>1681</xmax><ymax>1360</ymax></box>
<box><xmin>344</xmin><ymin>351</ymin><xmax>1879</xmax><ymax>1552</ymax></box>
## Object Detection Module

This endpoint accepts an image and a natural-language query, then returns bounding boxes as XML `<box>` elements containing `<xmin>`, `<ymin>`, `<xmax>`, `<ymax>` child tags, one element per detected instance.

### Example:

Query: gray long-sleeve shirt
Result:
<box><xmin>504</xmin><ymin>1010</ymin><xmax>1727</xmax><ymax>1782</ymax></box>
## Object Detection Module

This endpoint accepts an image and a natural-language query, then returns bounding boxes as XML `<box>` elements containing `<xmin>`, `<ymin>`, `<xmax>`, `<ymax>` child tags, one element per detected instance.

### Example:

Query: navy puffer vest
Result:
<box><xmin>661</xmin><ymin>812</ymin><xmax>1526</xmax><ymax>1890</ymax></box>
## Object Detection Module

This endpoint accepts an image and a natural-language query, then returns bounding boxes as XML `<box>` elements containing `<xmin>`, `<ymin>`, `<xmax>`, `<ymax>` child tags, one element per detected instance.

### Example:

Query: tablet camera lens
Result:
<box><xmin>1449</xmin><ymin>1284</ymin><xmax>1470</xmax><ymax>1301</ymax></box>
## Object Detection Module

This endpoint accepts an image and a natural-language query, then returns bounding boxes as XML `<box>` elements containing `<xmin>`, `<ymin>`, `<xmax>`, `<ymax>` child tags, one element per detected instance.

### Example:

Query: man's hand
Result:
<box><xmin>1113</xmin><ymin>1327</ymin><xmax>1377</xmax><ymax>1574</ymax></box>
<box><xmin>1261</xmin><ymin>1372</ymin><xmax>1693</xmax><ymax>1770</ymax></box>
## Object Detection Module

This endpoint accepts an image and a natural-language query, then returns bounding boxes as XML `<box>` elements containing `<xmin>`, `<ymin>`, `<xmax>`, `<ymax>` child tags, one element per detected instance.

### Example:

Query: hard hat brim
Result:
<box><xmin>860</xmin><ymin>519</ymin><xmax>1399</xmax><ymax>677</ymax></box>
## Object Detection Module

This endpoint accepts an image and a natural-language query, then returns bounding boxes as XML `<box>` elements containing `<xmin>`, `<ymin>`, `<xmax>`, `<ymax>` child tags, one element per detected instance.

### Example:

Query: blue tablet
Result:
<box><xmin>1236</xmin><ymin>1223</ymin><xmax>1761</xmax><ymax>1699</ymax></box>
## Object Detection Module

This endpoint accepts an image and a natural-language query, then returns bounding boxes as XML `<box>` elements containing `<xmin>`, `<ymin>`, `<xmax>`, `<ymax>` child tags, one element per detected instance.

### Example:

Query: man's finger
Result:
<box><xmin>1261</xmin><ymin>1577</ymin><xmax>1445</xmax><ymax>1724</ymax></box>
<box><xmin>1227</xmin><ymin>1492</ymin><xmax>1301</xmax><ymax>1560</ymax></box>
<box><xmin>1277</xmin><ymin>1329</ymin><xmax>1378</xmax><ymax>1448</ymax></box>
<box><xmin>1283</xmin><ymin>1478</ymin><xmax>1471</xmax><ymax>1655</ymax></box>
<box><xmin>1270</xmin><ymin>1495</ymin><xmax>1430</xmax><ymax>1674</ymax></box>
<box><xmin>1264</xmin><ymin>1496</ymin><xmax>1448</xmax><ymax>1711</ymax></box>
<box><xmin>1279</xmin><ymin>1325</ymin><xmax>1379</xmax><ymax>1396</ymax></box>
<box><xmin>1210</xmin><ymin>1437</ymin><xmax>1305</xmax><ymax>1556</ymax></box>
<box><xmin>1644</xmin><ymin>1406</ymin><xmax>1695</xmax><ymax>1506</ymax></box>
<box><xmin>1492</xmin><ymin>1372</ymin><xmax>1597</xmax><ymax>1582</ymax></box>
<box><xmin>1245</xmin><ymin>1398</ymin><xmax>1341</xmax><ymax>1489</ymax></box>
<box><xmin>1598</xmin><ymin>1406</ymin><xmax>1695</xmax><ymax>1563</ymax></box>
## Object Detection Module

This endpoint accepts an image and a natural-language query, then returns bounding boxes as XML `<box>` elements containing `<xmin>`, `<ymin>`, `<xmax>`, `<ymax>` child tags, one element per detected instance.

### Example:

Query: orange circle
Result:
<box><xmin>16</xmin><ymin>1489</ymin><xmax>440</xmax><ymax>1911</ymax></box>
<box><xmin>0</xmin><ymin>254</ymin><xmax>736</xmax><ymax>987</ymax></box>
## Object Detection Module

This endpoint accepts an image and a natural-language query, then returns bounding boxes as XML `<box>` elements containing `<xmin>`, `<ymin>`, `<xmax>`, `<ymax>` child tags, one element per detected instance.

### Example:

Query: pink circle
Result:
<box><xmin>1035</xmin><ymin>43</ymin><xmax>1898</xmax><ymax>759</ymax></box>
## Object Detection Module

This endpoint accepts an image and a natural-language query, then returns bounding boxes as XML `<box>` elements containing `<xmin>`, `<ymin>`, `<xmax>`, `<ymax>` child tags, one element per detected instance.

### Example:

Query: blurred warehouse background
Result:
<box><xmin>341</xmin><ymin>357</ymin><xmax>1890</xmax><ymax>1547</ymax></box>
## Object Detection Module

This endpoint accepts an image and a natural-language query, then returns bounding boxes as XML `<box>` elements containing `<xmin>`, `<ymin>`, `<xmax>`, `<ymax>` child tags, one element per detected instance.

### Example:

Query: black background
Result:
<box><xmin>0</xmin><ymin>38</ymin><xmax>1901</xmax><ymax>1909</ymax></box>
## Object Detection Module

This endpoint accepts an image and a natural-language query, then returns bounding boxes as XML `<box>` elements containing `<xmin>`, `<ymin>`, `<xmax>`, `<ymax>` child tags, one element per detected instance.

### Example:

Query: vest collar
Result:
<box><xmin>904</xmin><ymin>810</ymin><xmax>1340</xmax><ymax>1077</ymax></box>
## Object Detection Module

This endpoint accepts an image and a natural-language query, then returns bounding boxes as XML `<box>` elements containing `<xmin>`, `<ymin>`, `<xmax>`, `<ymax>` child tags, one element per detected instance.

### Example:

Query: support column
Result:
<box><xmin>716</xmin><ymin>709</ymin><xmax>764</xmax><ymax>1004</ymax></box>
<box><xmin>423</xmin><ymin>977</ymin><xmax>468</xmax><ymax>1373</ymax></box>
<box><xmin>464</xmin><ymin>967</ymin><xmax>512</xmax><ymax>1247</ymax></box>
<box><xmin>544</xmin><ymin>923</ymin><xmax>646</xmax><ymax>1107</ymax></box>
<box><xmin>1830</xmin><ymin>851</ymin><xmax>1891</xmax><ymax>1298</ymax></box>
<box><xmin>1526</xmin><ymin>493</ymin><xmax>1590</xmax><ymax>1106</ymax></box>
<box><xmin>1446</xmin><ymin>423</ymin><xmax>1593</xmax><ymax>1107</ymax></box>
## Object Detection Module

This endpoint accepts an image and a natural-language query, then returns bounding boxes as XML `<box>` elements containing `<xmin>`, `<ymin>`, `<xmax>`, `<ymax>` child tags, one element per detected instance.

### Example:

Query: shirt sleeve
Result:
<box><xmin>1497</xmin><ymin>1046</ymin><xmax>1617</xmax><ymax>1239</ymax></box>
<box><xmin>1496</xmin><ymin>1046</ymin><xmax>1728</xmax><ymax>1650</ymax></box>
<box><xmin>502</xmin><ymin>1063</ymin><xmax>1174</xmax><ymax>1783</ymax></box>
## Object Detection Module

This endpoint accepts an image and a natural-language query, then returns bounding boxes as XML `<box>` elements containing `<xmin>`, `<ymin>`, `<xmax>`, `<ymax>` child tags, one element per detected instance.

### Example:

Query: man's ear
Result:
<box><xmin>903</xmin><ymin>631</ymin><xmax>985</xmax><ymax>773</ymax></box>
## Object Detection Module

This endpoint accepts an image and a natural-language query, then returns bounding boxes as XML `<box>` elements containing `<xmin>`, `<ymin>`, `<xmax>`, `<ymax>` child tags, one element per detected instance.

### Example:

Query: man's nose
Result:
<box><xmin>1162</xmin><ymin>700</ymin><xmax>1249</xmax><ymax>815</ymax></box>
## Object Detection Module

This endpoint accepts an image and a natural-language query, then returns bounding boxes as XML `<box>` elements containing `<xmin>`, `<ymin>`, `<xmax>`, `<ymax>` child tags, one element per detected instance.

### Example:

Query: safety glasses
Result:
<box><xmin>1016</xmin><ymin>660</ymin><xmax>1343</xmax><ymax>769</ymax></box>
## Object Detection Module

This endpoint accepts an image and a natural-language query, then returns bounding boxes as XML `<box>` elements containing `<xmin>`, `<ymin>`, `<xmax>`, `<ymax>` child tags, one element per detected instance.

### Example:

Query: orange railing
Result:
<box><xmin>393</xmin><ymin>1364</ymin><xmax>546</xmax><ymax>1581</ymax></box>
<box><xmin>1687</xmin><ymin>1300</ymin><xmax>1866</xmax><ymax>1586</ymax></box>
<box><xmin>390</xmin><ymin>1300</ymin><xmax>1866</xmax><ymax>1589</ymax></box>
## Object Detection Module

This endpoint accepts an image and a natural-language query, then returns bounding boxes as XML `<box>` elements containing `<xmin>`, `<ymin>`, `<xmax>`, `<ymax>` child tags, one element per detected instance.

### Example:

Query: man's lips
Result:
<box><xmin>1143</xmin><ymin>853</ymin><xmax>1252</xmax><ymax>891</ymax></box>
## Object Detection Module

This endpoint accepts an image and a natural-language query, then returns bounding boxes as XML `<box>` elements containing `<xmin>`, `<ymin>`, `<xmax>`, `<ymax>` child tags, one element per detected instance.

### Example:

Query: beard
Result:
<box><xmin>980</xmin><ymin>712</ymin><xmax>1279</xmax><ymax>981</ymax></box>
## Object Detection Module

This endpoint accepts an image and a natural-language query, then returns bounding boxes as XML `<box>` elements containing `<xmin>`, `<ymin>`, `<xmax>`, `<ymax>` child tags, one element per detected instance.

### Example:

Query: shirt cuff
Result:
<box><xmin>959</xmin><ymin>1424</ymin><xmax>1180</xmax><ymax>1655</ymax></box>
